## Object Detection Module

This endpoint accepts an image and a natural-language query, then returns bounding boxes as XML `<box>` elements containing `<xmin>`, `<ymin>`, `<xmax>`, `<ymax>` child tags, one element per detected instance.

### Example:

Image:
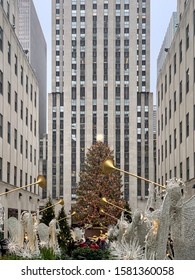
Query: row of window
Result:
<box><xmin>0</xmin><ymin>94</ymin><xmax>37</xmax><ymax>134</ymax></box>
<box><xmin>0</xmin><ymin>157</ymin><xmax>37</xmax><ymax>189</ymax></box>
<box><xmin>158</xmin><ymin>89</ymin><xmax>193</xmax><ymax>132</ymax></box>
<box><xmin>158</xmin><ymin>156</ymin><xmax>193</xmax><ymax>185</ymax></box>
<box><xmin>158</xmin><ymin>111</ymin><xmax>192</xmax><ymax>164</ymax></box>
<box><xmin>0</xmin><ymin>116</ymin><xmax>36</xmax><ymax>162</ymax></box>
<box><xmin>71</xmin><ymin>15</ymin><xmax>130</xmax><ymax>24</ymax></box>
<box><xmin>0</xmin><ymin>1</ymin><xmax>11</xmax><ymax>21</ymax></box>
<box><xmin>158</xmin><ymin>9</ymin><xmax>195</xmax><ymax>107</ymax></box>
<box><xmin>69</xmin><ymin>3</ymin><xmax>130</xmax><ymax>11</ymax></box>
<box><xmin>0</xmin><ymin>27</ymin><xmax>37</xmax><ymax>104</ymax></box>
<box><xmin>158</xmin><ymin>64</ymin><xmax>191</xmax><ymax>107</ymax></box>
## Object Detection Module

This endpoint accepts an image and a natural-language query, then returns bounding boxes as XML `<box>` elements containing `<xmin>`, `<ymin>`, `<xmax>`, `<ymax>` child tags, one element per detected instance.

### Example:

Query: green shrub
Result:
<box><xmin>39</xmin><ymin>247</ymin><xmax>59</xmax><ymax>260</ymax></box>
<box><xmin>71</xmin><ymin>247</ymin><xmax>111</xmax><ymax>260</ymax></box>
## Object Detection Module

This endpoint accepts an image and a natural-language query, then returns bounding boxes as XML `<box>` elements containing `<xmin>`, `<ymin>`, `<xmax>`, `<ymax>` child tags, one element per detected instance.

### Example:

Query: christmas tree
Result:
<box><xmin>40</xmin><ymin>195</ymin><xmax>55</xmax><ymax>226</ymax></box>
<box><xmin>74</xmin><ymin>141</ymin><xmax>127</xmax><ymax>227</ymax></box>
<box><xmin>57</xmin><ymin>206</ymin><xmax>72</xmax><ymax>250</ymax></box>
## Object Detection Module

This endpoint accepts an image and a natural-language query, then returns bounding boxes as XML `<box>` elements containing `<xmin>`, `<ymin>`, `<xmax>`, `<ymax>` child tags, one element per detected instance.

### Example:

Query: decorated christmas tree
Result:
<box><xmin>57</xmin><ymin>206</ymin><xmax>72</xmax><ymax>250</ymax></box>
<box><xmin>74</xmin><ymin>141</ymin><xmax>127</xmax><ymax>227</ymax></box>
<box><xmin>40</xmin><ymin>195</ymin><xmax>55</xmax><ymax>226</ymax></box>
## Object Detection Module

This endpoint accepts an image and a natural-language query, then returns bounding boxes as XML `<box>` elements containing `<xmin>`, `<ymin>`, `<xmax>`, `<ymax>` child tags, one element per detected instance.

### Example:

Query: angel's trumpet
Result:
<box><xmin>102</xmin><ymin>158</ymin><xmax>165</xmax><ymax>188</ymax></box>
<box><xmin>0</xmin><ymin>175</ymin><xmax>46</xmax><ymax>197</ymax></box>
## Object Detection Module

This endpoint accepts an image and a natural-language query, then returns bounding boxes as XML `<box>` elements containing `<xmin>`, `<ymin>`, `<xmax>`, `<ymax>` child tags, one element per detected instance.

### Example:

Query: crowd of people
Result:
<box><xmin>67</xmin><ymin>233</ymin><xmax>109</xmax><ymax>255</ymax></box>
<box><xmin>77</xmin><ymin>235</ymin><xmax>108</xmax><ymax>250</ymax></box>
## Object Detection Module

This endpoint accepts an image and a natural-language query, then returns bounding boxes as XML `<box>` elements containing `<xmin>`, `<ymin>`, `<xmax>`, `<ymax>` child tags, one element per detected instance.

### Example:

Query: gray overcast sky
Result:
<box><xmin>33</xmin><ymin>0</ymin><xmax>177</xmax><ymax>103</ymax></box>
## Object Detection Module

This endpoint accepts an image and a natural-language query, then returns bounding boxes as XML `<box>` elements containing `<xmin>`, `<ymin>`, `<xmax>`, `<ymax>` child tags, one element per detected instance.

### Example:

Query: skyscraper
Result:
<box><xmin>48</xmin><ymin>0</ymin><xmax>153</xmax><ymax>213</ymax></box>
<box><xmin>157</xmin><ymin>0</ymin><xmax>195</xmax><ymax>197</ymax></box>
<box><xmin>18</xmin><ymin>0</ymin><xmax>47</xmax><ymax>139</ymax></box>
<box><xmin>0</xmin><ymin>0</ymin><xmax>40</xmax><ymax>236</ymax></box>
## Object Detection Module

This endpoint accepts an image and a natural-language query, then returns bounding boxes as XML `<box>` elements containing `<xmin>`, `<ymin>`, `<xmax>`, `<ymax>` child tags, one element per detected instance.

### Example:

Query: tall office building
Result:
<box><xmin>0</xmin><ymin>0</ymin><xmax>40</xmax><ymax>236</ymax></box>
<box><xmin>18</xmin><ymin>0</ymin><xmax>47</xmax><ymax>139</ymax></box>
<box><xmin>157</xmin><ymin>12</ymin><xmax>177</xmax><ymax>76</ymax></box>
<box><xmin>157</xmin><ymin>0</ymin><xmax>195</xmax><ymax>197</ymax></box>
<box><xmin>48</xmin><ymin>0</ymin><xmax>153</xmax><ymax>213</ymax></box>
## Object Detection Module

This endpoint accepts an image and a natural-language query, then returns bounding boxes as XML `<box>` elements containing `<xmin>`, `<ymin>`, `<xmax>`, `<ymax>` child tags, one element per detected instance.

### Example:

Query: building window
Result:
<box><xmin>20</xmin><ymin>135</ymin><xmax>23</xmax><ymax>154</ymax></box>
<box><xmin>174</xmin><ymin>91</ymin><xmax>176</xmax><ymax>111</ymax></box>
<box><xmin>8</xmin><ymin>42</ymin><xmax>11</xmax><ymax>64</ymax></box>
<box><xmin>20</xmin><ymin>170</ymin><xmax>22</xmax><ymax>187</ymax></box>
<box><xmin>34</xmin><ymin>149</ymin><xmax>36</xmax><ymax>165</ymax></box>
<box><xmin>179</xmin><ymin>40</ymin><xmax>182</xmax><ymax>63</ymax></box>
<box><xmin>161</xmin><ymin>83</ymin><xmax>163</xmax><ymax>100</ymax></box>
<box><xmin>165</xmin><ymin>74</ymin><xmax>167</xmax><ymax>93</ymax></box>
<box><xmin>25</xmin><ymin>173</ymin><xmax>27</xmax><ymax>186</ymax></box>
<box><xmin>186</xmin><ymin>157</ymin><xmax>189</xmax><ymax>180</ymax></box>
<box><xmin>165</xmin><ymin>107</ymin><xmax>167</xmax><ymax>125</ymax></box>
<box><xmin>165</xmin><ymin>140</ymin><xmax>167</xmax><ymax>158</ymax></box>
<box><xmin>12</xmin><ymin>14</ymin><xmax>15</xmax><ymax>29</ymax></box>
<box><xmin>174</xmin><ymin>128</ymin><xmax>177</xmax><ymax>149</ymax></box>
<box><xmin>194</xmin><ymin>105</ymin><xmax>195</xmax><ymax>130</ymax></box>
<box><xmin>180</xmin><ymin>162</ymin><xmax>183</xmax><ymax>178</ymax></box>
<box><xmin>30</xmin><ymin>145</ymin><xmax>32</xmax><ymax>162</ymax></box>
<box><xmin>169</xmin><ymin>64</ymin><xmax>171</xmax><ymax>84</ymax></box>
<box><xmin>179</xmin><ymin>80</ymin><xmax>182</xmax><ymax>103</ymax></box>
<box><xmin>30</xmin><ymin>115</ymin><xmax>32</xmax><ymax>131</ymax></box>
<box><xmin>26</xmin><ymin>140</ymin><xmax>28</xmax><ymax>159</ymax></box>
<box><xmin>14</xmin><ymin>166</ymin><xmax>17</xmax><ymax>186</ymax></box>
<box><xmin>30</xmin><ymin>84</ymin><xmax>33</xmax><ymax>99</ymax></box>
<box><xmin>34</xmin><ymin>91</ymin><xmax>37</xmax><ymax>107</ymax></box>
<box><xmin>194</xmin><ymin>153</ymin><xmax>195</xmax><ymax>177</ymax></box>
<box><xmin>26</xmin><ymin>75</ymin><xmax>28</xmax><ymax>93</ymax></box>
<box><xmin>161</xmin><ymin>145</ymin><xmax>163</xmax><ymax>161</ymax></box>
<box><xmin>7</xmin><ymin>122</ymin><xmax>10</xmax><ymax>144</ymax></box>
<box><xmin>194</xmin><ymin>10</ymin><xmax>195</xmax><ymax>35</ymax></box>
<box><xmin>186</xmin><ymin>68</ymin><xmax>189</xmax><ymax>93</ymax></box>
<box><xmin>0</xmin><ymin>27</ymin><xmax>3</xmax><ymax>52</ymax></box>
<box><xmin>193</xmin><ymin>57</ymin><xmax>195</xmax><ymax>83</ymax></box>
<box><xmin>173</xmin><ymin>167</ymin><xmax>177</xmax><ymax>178</ymax></box>
<box><xmin>180</xmin><ymin>121</ymin><xmax>182</xmax><ymax>144</ymax></box>
<box><xmin>21</xmin><ymin>100</ymin><xmax>23</xmax><ymax>119</ymax></box>
<box><xmin>0</xmin><ymin>70</ymin><xmax>3</xmax><ymax>95</ymax></box>
<box><xmin>0</xmin><ymin>114</ymin><xmax>3</xmax><ymax>138</ymax></box>
<box><xmin>169</xmin><ymin>100</ymin><xmax>171</xmax><ymax>119</ymax></box>
<box><xmin>186</xmin><ymin>24</ymin><xmax>189</xmax><ymax>50</ymax></box>
<box><xmin>161</xmin><ymin>114</ymin><xmax>163</xmax><ymax>131</ymax></box>
<box><xmin>14</xmin><ymin>54</ymin><xmax>18</xmax><ymax>75</ymax></box>
<box><xmin>7</xmin><ymin>162</ymin><xmax>10</xmax><ymax>183</ymax></box>
<box><xmin>174</xmin><ymin>53</ymin><xmax>176</xmax><ymax>74</ymax></box>
<box><xmin>34</xmin><ymin>120</ymin><xmax>36</xmax><ymax>136</ymax></box>
<box><xmin>7</xmin><ymin>1</ymin><xmax>10</xmax><ymax>19</ymax></box>
<box><xmin>7</xmin><ymin>81</ymin><xmax>11</xmax><ymax>104</ymax></box>
<box><xmin>14</xmin><ymin>91</ymin><xmax>17</xmax><ymax>112</ymax></box>
<box><xmin>21</xmin><ymin>66</ymin><xmax>23</xmax><ymax>85</ymax></box>
<box><xmin>14</xmin><ymin>129</ymin><xmax>17</xmax><ymax>149</ymax></box>
<box><xmin>0</xmin><ymin>157</ymin><xmax>2</xmax><ymax>181</ymax></box>
<box><xmin>186</xmin><ymin>112</ymin><xmax>189</xmax><ymax>137</ymax></box>
<box><xmin>169</xmin><ymin>134</ymin><xmax>172</xmax><ymax>154</ymax></box>
<box><xmin>26</xmin><ymin>108</ymin><xmax>28</xmax><ymax>126</ymax></box>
